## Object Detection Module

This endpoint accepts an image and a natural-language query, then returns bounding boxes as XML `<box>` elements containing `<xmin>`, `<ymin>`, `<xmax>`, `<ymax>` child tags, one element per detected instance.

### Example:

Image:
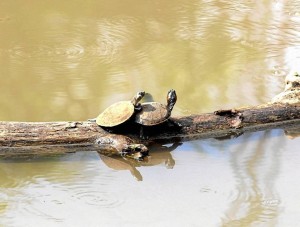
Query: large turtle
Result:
<box><xmin>135</xmin><ymin>89</ymin><xmax>178</xmax><ymax>138</ymax></box>
<box><xmin>95</xmin><ymin>91</ymin><xmax>145</xmax><ymax>127</ymax></box>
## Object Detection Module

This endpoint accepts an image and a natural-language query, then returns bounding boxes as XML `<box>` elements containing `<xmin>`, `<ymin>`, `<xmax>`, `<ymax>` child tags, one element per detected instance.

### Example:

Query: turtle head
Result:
<box><xmin>137</xmin><ymin>91</ymin><xmax>146</xmax><ymax>99</ymax></box>
<box><xmin>121</xmin><ymin>144</ymin><xmax>149</xmax><ymax>161</ymax></box>
<box><xmin>131</xmin><ymin>91</ymin><xmax>145</xmax><ymax>107</ymax></box>
<box><xmin>166</xmin><ymin>89</ymin><xmax>177</xmax><ymax>112</ymax></box>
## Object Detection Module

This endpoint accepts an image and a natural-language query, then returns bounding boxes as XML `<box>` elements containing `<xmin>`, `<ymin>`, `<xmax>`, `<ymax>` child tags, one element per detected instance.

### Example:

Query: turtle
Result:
<box><xmin>95</xmin><ymin>134</ymin><xmax>149</xmax><ymax>161</ymax></box>
<box><xmin>135</xmin><ymin>89</ymin><xmax>179</xmax><ymax>138</ymax></box>
<box><xmin>94</xmin><ymin>91</ymin><xmax>145</xmax><ymax>128</ymax></box>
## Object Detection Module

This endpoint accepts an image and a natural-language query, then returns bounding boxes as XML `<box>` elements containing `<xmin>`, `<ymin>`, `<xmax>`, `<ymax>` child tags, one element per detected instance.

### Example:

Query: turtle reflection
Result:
<box><xmin>98</xmin><ymin>142</ymin><xmax>182</xmax><ymax>181</ymax></box>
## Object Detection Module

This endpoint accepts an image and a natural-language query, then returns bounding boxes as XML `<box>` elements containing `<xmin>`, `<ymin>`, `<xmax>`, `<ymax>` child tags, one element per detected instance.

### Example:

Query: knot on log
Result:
<box><xmin>214</xmin><ymin>109</ymin><xmax>244</xmax><ymax>129</ymax></box>
<box><xmin>271</xmin><ymin>71</ymin><xmax>300</xmax><ymax>104</ymax></box>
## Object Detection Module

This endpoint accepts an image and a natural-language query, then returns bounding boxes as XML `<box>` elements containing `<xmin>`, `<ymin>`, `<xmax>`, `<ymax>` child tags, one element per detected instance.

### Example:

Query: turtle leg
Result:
<box><xmin>167</xmin><ymin>119</ymin><xmax>182</xmax><ymax>128</ymax></box>
<box><xmin>139</xmin><ymin>126</ymin><xmax>149</xmax><ymax>140</ymax></box>
<box><xmin>166</xmin><ymin>142</ymin><xmax>183</xmax><ymax>151</ymax></box>
<box><xmin>87</xmin><ymin>118</ymin><xmax>96</xmax><ymax>122</ymax></box>
<box><xmin>105</xmin><ymin>128</ymin><xmax>114</xmax><ymax>133</ymax></box>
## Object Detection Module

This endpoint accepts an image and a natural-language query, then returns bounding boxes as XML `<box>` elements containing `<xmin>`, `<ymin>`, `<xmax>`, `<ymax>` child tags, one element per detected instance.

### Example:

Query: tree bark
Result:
<box><xmin>0</xmin><ymin>103</ymin><xmax>300</xmax><ymax>157</ymax></box>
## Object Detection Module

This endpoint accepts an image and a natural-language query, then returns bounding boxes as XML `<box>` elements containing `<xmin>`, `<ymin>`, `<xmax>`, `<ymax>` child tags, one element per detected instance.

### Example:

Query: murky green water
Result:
<box><xmin>1</xmin><ymin>0</ymin><xmax>300</xmax><ymax>226</ymax></box>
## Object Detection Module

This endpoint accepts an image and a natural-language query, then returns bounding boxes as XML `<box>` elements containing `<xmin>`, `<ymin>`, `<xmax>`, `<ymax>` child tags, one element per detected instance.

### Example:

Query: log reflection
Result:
<box><xmin>222</xmin><ymin>130</ymin><xmax>284</xmax><ymax>226</ymax></box>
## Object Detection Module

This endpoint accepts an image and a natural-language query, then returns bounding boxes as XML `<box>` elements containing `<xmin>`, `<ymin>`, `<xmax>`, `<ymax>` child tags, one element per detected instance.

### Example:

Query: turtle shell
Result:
<box><xmin>135</xmin><ymin>102</ymin><xmax>169</xmax><ymax>126</ymax></box>
<box><xmin>96</xmin><ymin>101</ymin><xmax>134</xmax><ymax>127</ymax></box>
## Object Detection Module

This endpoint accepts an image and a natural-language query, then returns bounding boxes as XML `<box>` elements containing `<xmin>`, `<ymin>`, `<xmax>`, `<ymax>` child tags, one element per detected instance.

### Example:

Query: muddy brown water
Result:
<box><xmin>1</xmin><ymin>0</ymin><xmax>300</xmax><ymax>226</ymax></box>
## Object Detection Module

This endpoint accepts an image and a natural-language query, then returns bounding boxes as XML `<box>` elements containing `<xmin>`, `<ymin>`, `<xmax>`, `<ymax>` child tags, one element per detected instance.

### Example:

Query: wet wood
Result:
<box><xmin>0</xmin><ymin>103</ymin><xmax>300</xmax><ymax>157</ymax></box>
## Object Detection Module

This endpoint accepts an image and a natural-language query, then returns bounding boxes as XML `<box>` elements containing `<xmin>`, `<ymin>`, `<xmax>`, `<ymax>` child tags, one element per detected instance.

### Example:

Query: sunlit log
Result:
<box><xmin>0</xmin><ymin>102</ymin><xmax>299</xmax><ymax>158</ymax></box>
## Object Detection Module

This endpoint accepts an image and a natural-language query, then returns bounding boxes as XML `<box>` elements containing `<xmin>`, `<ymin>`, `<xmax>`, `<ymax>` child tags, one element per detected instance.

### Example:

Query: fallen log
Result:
<box><xmin>0</xmin><ymin>103</ymin><xmax>299</xmax><ymax>158</ymax></box>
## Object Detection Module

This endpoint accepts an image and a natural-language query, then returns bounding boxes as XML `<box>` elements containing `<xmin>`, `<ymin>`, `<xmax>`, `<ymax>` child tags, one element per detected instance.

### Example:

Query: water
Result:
<box><xmin>1</xmin><ymin>0</ymin><xmax>300</xmax><ymax>226</ymax></box>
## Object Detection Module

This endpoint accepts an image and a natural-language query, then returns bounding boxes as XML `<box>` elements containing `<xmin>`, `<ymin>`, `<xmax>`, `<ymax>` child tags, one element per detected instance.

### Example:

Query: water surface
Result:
<box><xmin>1</xmin><ymin>0</ymin><xmax>300</xmax><ymax>226</ymax></box>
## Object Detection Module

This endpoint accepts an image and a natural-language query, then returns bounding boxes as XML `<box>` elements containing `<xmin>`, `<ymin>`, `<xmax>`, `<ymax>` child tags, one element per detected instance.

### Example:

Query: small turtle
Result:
<box><xmin>95</xmin><ymin>91</ymin><xmax>145</xmax><ymax>128</ymax></box>
<box><xmin>135</xmin><ymin>89</ymin><xmax>178</xmax><ymax>138</ymax></box>
<box><xmin>95</xmin><ymin>134</ymin><xmax>149</xmax><ymax>161</ymax></box>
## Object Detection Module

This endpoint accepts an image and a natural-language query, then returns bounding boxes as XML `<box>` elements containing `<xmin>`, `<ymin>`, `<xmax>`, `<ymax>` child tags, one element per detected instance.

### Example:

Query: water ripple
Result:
<box><xmin>72</xmin><ymin>190</ymin><xmax>124</xmax><ymax>208</ymax></box>
<box><xmin>4</xmin><ymin>16</ymin><xmax>140</xmax><ymax>67</ymax></box>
